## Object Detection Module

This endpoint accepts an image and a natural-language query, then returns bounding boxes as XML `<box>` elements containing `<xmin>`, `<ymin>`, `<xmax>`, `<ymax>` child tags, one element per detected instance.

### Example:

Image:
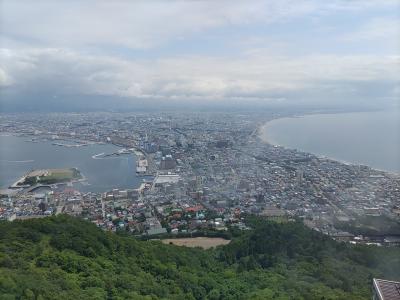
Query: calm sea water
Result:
<box><xmin>262</xmin><ymin>111</ymin><xmax>400</xmax><ymax>174</ymax></box>
<box><xmin>0</xmin><ymin>135</ymin><xmax>141</xmax><ymax>192</ymax></box>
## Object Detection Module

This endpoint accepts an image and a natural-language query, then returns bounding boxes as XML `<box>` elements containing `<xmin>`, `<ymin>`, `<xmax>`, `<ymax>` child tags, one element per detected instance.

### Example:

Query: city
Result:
<box><xmin>1</xmin><ymin>0</ymin><xmax>400</xmax><ymax>298</ymax></box>
<box><xmin>1</xmin><ymin>112</ymin><xmax>399</xmax><ymax>246</ymax></box>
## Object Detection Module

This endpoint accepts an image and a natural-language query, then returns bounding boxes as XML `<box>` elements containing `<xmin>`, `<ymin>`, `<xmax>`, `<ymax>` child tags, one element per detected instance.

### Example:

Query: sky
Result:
<box><xmin>0</xmin><ymin>0</ymin><xmax>399</xmax><ymax>111</ymax></box>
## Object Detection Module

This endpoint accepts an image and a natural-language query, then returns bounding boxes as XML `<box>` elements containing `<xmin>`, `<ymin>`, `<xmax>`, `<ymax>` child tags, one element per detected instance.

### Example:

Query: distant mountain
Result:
<box><xmin>0</xmin><ymin>215</ymin><xmax>399</xmax><ymax>299</ymax></box>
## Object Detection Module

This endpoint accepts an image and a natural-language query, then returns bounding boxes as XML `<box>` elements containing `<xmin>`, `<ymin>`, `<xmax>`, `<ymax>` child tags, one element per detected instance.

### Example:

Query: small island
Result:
<box><xmin>15</xmin><ymin>168</ymin><xmax>82</xmax><ymax>187</ymax></box>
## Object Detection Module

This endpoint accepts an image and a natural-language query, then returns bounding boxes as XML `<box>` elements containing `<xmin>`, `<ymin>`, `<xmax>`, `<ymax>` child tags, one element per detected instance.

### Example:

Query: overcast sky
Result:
<box><xmin>0</xmin><ymin>0</ymin><xmax>399</xmax><ymax>111</ymax></box>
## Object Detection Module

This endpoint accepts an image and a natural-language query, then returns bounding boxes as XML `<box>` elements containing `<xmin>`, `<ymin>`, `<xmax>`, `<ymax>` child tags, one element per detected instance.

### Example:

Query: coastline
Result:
<box><xmin>258</xmin><ymin>112</ymin><xmax>400</xmax><ymax>177</ymax></box>
<box><xmin>0</xmin><ymin>134</ymin><xmax>142</xmax><ymax>191</ymax></box>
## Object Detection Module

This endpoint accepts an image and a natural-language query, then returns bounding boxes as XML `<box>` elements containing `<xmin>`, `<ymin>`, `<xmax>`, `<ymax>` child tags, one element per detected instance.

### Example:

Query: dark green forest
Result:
<box><xmin>0</xmin><ymin>215</ymin><xmax>399</xmax><ymax>300</ymax></box>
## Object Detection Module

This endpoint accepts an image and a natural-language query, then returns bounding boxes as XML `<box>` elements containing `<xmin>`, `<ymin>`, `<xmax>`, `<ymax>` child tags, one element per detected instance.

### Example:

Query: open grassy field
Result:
<box><xmin>39</xmin><ymin>168</ymin><xmax>81</xmax><ymax>183</ymax></box>
<box><xmin>161</xmin><ymin>237</ymin><xmax>231</xmax><ymax>249</ymax></box>
<box><xmin>43</xmin><ymin>168</ymin><xmax>75</xmax><ymax>180</ymax></box>
<box><xmin>21</xmin><ymin>168</ymin><xmax>81</xmax><ymax>185</ymax></box>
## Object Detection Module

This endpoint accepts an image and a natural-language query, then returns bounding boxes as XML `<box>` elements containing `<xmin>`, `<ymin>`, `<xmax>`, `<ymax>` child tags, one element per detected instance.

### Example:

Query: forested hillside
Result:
<box><xmin>0</xmin><ymin>215</ymin><xmax>399</xmax><ymax>300</ymax></box>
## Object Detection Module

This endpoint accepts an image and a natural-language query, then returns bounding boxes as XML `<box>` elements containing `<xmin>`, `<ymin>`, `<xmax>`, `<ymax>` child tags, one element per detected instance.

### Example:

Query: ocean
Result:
<box><xmin>261</xmin><ymin>110</ymin><xmax>400</xmax><ymax>174</ymax></box>
<box><xmin>0</xmin><ymin>135</ymin><xmax>141</xmax><ymax>192</ymax></box>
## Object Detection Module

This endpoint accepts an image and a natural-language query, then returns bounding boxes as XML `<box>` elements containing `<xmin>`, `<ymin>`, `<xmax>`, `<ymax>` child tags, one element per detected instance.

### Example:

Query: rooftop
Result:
<box><xmin>373</xmin><ymin>278</ymin><xmax>400</xmax><ymax>300</ymax></box>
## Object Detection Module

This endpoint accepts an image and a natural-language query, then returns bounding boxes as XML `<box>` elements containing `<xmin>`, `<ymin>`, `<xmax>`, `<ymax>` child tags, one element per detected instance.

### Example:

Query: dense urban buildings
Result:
<box><xmin>0</xmin><ymin>112</ymin><xmax>399</xmax><ymax>245</ymax></box>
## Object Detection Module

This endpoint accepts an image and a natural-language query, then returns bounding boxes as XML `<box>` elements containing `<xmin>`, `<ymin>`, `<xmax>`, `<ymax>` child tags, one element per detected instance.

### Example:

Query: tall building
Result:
<box><xmin>196</xmin><ymin>176</ymin><xmax>203</xmax><ymax>190</ymax></box>
<box><xmin>373</xmin><ymin>278</ymin><xmax>400</xmax><ymax>300</ymax></box>
<box><xmin>296</xmin><ymin>168</ymin><xmax>303</xmax><ymax>184</ymax></box>
<box><xmin>160</xmin><ymin>155</ymin><xmax>176</xmax><ymax>170</ymax></box>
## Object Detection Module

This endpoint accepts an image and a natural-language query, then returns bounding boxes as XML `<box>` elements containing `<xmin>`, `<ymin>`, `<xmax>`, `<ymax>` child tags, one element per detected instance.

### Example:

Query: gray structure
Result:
<box><xmin>373</xmin><ymin>279</ymin><xmax>400</xmax><ymax>300</ymax></box>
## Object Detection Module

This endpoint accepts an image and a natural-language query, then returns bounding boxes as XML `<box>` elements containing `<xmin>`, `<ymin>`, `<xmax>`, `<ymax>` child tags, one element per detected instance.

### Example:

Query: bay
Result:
<box><xmin>261</xmin><ymin>111</ymin><xmax>400</xmax><ymax>174</ymax></box>
<box><xmin>0</xmin><ymin>135</ymin><xmax>141</xmax><ymax>192</ymax></box>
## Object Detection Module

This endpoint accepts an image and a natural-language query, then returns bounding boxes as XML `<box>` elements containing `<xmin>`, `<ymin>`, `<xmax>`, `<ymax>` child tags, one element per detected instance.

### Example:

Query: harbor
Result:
<box><xmin>0</xmin><ymin>135</ymin><xmax>142</xmax><ymax>193</ymax></box>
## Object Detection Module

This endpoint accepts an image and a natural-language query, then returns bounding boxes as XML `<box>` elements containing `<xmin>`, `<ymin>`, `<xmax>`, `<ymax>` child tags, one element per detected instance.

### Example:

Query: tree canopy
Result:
<box><xmin>0</xmin><ymin>215</ymin><xmax>399</xmax><ymax>299</ymax></box>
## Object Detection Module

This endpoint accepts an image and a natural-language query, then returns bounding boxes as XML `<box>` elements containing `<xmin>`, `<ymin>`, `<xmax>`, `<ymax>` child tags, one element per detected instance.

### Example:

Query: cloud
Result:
<box><xmin>1</xmin><ymin>0</ymin><xmax>397</xmax><ymax>50</ymax></box>
<box><xmin>342</xmin><ymin>17</ymin><xmax>400</xmax><ymax>42</ymax></box>
<box><xmin>0</xmin><ymin>0</ymin><xmax>399</xmax><ymax>110</ymax></box>
<box><xmin>0</xmin><ymin>67</ymin><xmax>13</xmax><ymax>87</ymax></box>
<box><xmin>321</xmin><ymin>0</ymin><xmax>398</xmax><ymax>11</ymax></box>
<box><xmin>0</xmin><ymin>0</ymin><xmax>313</xmax><ymax>49</ymax></box>
<box><xmin>1</xmin><ymin>48</ymin><xmax>398</xmax><ymax>105</ymax></box>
